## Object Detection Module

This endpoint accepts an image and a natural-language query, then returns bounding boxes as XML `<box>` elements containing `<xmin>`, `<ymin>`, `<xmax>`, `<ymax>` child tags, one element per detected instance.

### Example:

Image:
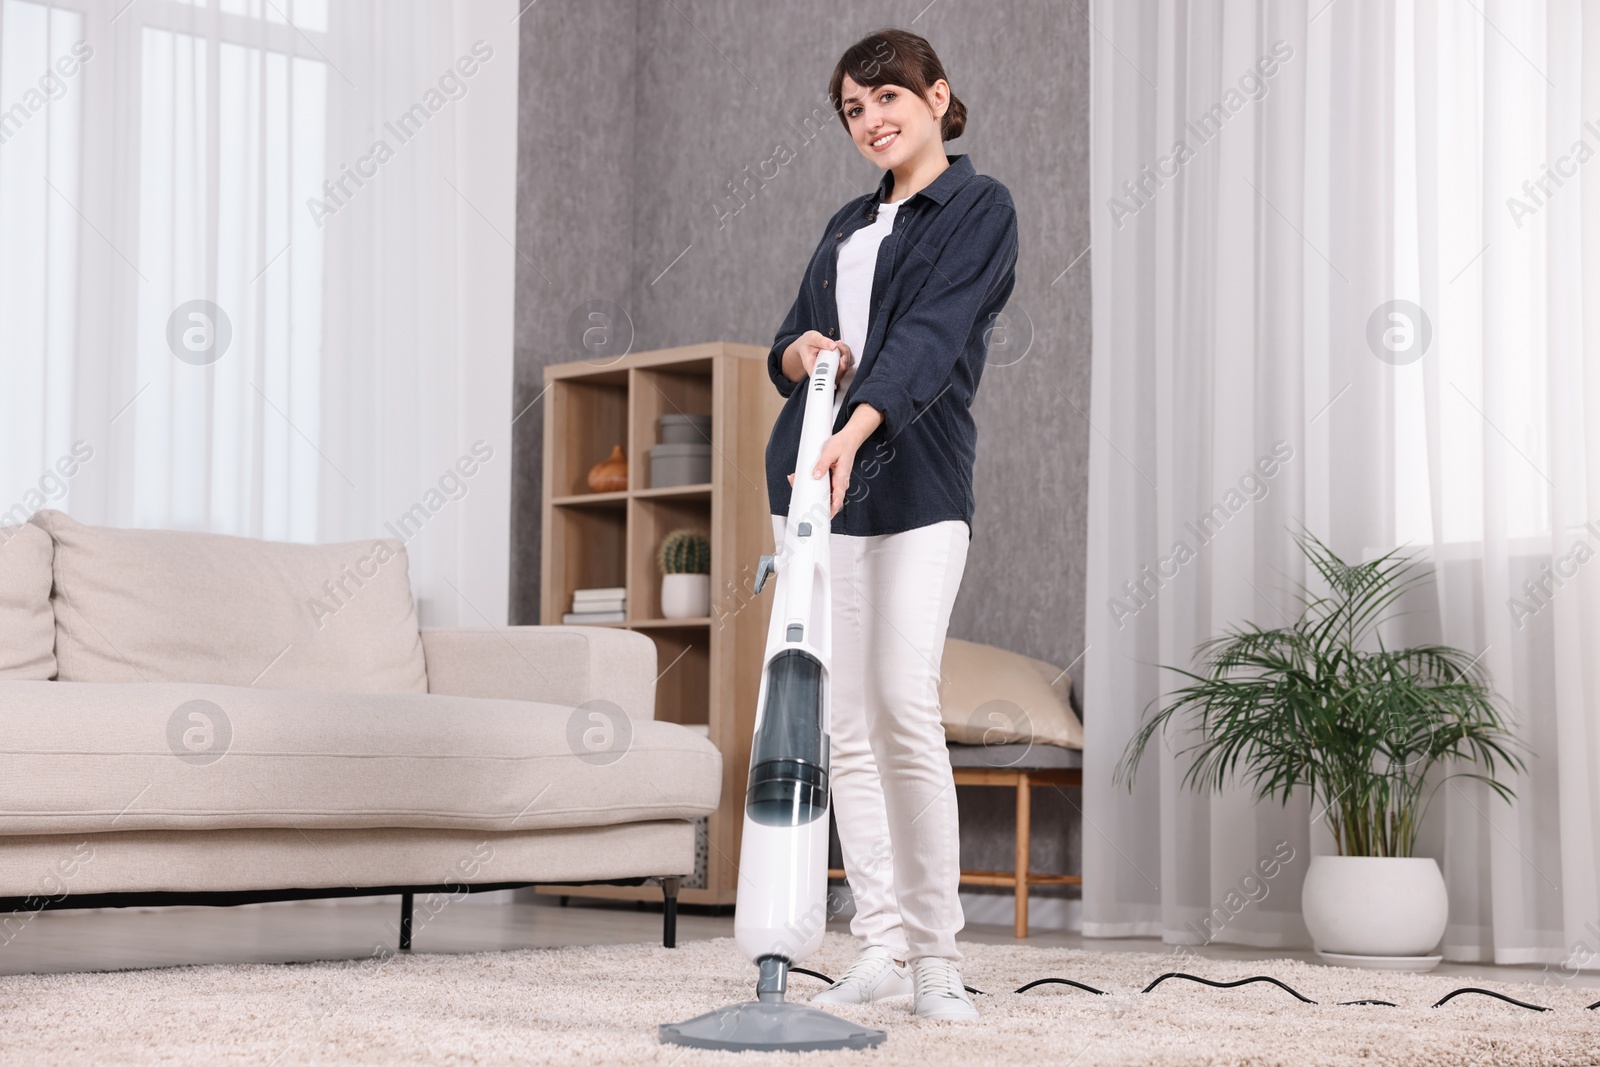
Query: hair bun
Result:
<box><xmin>942</xmin><ymin>93</ymin><xmax>967</xmax><ymax>141</ymax></box>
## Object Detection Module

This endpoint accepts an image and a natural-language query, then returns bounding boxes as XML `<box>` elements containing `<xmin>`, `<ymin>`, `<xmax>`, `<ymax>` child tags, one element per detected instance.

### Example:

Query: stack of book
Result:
<box><xmin>563</xmin><ymin>586</ymin><xmax>626</xmax><ymax>624</ymax></box>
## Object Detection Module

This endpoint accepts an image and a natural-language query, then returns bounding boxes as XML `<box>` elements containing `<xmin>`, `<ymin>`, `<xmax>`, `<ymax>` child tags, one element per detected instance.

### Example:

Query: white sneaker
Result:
<box><xmin>810</xmin><ymin>946</ymin><xmax>914</xmax><ymax>1005</ymax></box>
<box><xmin>912</xmin><ymin>956</ymin><xmax>979</xmax><ymax>1021</ymax></box>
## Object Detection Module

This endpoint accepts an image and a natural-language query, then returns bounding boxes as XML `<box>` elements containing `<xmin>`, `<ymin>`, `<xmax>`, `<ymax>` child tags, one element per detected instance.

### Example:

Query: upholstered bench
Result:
<box><xmin>947</xmin><ymin>741</ymin><xmax>1082</xmax><ymax>937</ymax></box>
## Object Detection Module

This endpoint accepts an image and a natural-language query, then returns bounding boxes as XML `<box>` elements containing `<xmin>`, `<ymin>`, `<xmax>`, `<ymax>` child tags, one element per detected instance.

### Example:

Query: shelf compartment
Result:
<box><xmin>629</xmin><ymin>366</ymin><xmax>714</xmax><ymax>491</ymax></box>
<box><xmin>639</xmin><ymin>625</ymin><xmax>711</xmax><ymax>728</ymax></box>
<box><xmin>550</xmin><ymin>378</ymin><xmax>630</xmax><ymax>497</ymax></box>
<box><xmin>548</xmin><ymin>506</ymin><xmax>626</xmax><ymax>622</ymax></box>
<box><xmin>629</xmin><ymin>496</ymin><xmax>714</xmax><ymax>623</ymax></box>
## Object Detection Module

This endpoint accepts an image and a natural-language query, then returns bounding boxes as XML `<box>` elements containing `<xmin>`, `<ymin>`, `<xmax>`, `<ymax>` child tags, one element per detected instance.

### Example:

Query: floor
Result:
<box><xmin>2</xmin><ymin>895</ymin><xmax>1593</xmax><ymax>993</ymax></box>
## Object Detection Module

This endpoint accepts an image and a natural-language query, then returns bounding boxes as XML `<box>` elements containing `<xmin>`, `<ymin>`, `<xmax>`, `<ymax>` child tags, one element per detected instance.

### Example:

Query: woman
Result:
<box><xmin>763</xmin><ymin>27</ymin><xmax>1020</xmax><ymax>1023</ymax></box>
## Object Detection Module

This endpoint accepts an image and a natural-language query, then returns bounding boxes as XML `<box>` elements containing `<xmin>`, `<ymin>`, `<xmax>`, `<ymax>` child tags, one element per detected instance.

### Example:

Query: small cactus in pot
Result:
<box><xmin>658</xmin><ymin>529</ymin><xmax>711</xmax><ymax>576</ymax></box>
<box><xmin>658</xmin><ymin>528</ymin><xmax>711</xmax><ymax>618</ymax></box>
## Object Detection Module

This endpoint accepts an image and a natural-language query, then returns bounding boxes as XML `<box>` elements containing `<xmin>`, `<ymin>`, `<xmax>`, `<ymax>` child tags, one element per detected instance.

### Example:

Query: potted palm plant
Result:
<box><xmin>1116</xmin><ymin>529</ymin><xmax>1526</xmax><ymax>969</ymax></box>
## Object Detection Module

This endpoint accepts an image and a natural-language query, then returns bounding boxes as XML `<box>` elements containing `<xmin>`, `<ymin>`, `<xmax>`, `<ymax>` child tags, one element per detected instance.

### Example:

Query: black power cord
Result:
<box><xmin>1141</xmin><ymin>972</ymin><xmax>1317</xmax><ymax>1003</ymax></box>
<box><xmin>1015</xmin><ymin>977</ymin><xmax>1106</xmax><ymax>996</ymax></box>
<box><xmin>1018</xmin><ymin>971</ymin><xmax>1569</xmax><ymax>1011</ymax></box>
<box><xmin>1430</xmin><ymin>987</ymin><xmax>1550</xmax><ymax>1012</ymax></box>
<box><xmin>792</xmin><ymin>964</ymin><xmax>1582</xmax><ymax>1012</ymax></box>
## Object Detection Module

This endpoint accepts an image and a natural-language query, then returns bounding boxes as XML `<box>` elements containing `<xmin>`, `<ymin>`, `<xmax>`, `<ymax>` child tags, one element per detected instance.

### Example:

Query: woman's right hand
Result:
<box><xmin>782</xmin><ymin>331</ymin><xmax>854</xmax><ymax>383</ymax></box>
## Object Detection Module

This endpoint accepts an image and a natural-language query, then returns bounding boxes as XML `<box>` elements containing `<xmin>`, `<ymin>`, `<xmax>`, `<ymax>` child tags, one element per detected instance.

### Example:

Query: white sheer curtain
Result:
<box><xmin>0</xmin><ymin>0</ymin><xmax>516</xmax><ymax>625</ymax></box>
<box><xmin>1087</xmin><ymin>0</ymin><xmax>1600</xmax><ymax>968</ymax></box>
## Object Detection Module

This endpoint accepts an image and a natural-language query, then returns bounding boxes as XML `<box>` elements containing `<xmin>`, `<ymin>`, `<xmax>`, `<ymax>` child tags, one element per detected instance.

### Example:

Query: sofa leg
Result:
<box><xmin>399</xmin><ymin>892</ymin><xmax>414</xmax><ymax>952</ymax></box>
<box><xmin>660</xmin><ymin>877</ymin><xmax>680</xmax><ymax>949</ymax></box>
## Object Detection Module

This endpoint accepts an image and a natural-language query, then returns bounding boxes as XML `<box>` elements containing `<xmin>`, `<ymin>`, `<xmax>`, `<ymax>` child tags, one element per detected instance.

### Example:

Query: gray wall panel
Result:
<box><xmin>510</xmin><ymin>0</ymin><xmax>639</xmax><ymax>626</ymax></box>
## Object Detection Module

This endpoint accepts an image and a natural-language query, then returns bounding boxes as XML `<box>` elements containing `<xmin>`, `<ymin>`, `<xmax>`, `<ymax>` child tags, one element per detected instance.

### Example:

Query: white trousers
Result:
<box><xmin>769</xmin><ymin>515</ymin><xmax>970</xmax><ymax>962</ymax></box>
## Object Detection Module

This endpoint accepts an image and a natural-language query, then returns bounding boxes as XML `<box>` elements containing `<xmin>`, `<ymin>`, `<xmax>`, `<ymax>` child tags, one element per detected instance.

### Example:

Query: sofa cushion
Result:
<box><xmin>0</xmin><ymin>523</ymin><xmax>56</xmax><ymax>680</ymax></box>
<box><xmin>28</xmin><ymin>509</ymin><xmax>426</xmax><ymax>693</ymax></box>
<box><xmin>938</xmin><ymin>637</ymin><xmax>1084</xmax><ymax>750</ymax></box>
<box><xmin>0</xmin><ymin>682</ymin><xmax>721</xmax><ymax>835</ymax></box>
<box><xmin>421</xmin><ymin>626</ymin><xmax>658</xmax><ymax>721</ymax></box>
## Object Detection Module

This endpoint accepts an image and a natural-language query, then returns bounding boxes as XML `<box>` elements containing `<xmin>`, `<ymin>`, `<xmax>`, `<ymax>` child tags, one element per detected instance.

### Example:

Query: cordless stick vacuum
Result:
<box><xmin>659</xmin><ymin>349</ymin><xmax>886</xmax><ymax>1053</ymax></box>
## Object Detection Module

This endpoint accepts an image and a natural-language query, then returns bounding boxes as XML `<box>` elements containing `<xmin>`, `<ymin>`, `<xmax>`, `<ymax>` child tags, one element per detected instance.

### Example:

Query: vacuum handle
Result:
<box><xmin>782</xmin><ymin>350</ymin><xmax>838</xmax><ymax>637</ymax></box>
<box><xmin>790</xmin><ymin>350</ymin><xmax>838</xmax><ymax>518</ymax></box>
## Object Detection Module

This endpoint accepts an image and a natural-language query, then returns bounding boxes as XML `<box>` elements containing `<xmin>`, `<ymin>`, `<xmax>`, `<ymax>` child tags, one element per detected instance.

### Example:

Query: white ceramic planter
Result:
<box><xmin>661</xmin><ymin>573</ymin><xmax>710</xmax><ymax>619</ymax></box>
<box><xmin>1301</xmin><ymin>855</ymin><xmax>1448</xmax><ymax>959</ymax></box>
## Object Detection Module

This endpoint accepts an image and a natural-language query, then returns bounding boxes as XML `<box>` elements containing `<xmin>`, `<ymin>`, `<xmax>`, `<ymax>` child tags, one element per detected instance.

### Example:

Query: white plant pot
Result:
<box><xmin>660</xmin><ymin>573</ymin><xmax>710</xmax><ymax>619</ymax></box>
<box><xmin>1301</xmin><ymin>855</ymin><xmax>1448</xmax><ymax>961</ymax></box>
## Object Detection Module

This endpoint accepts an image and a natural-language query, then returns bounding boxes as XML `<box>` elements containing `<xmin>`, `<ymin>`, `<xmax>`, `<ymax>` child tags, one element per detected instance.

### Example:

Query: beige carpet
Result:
<box><xmin>2</xmin><ymin>932</ymin><xmax>1597</xmax><ymax>1066</ymax></box>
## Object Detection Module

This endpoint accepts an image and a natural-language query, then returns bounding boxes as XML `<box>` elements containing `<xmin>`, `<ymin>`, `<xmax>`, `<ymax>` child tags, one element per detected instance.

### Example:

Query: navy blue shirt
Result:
<box><xmin>764</xmin><ymin>153</ymin><xmax>1020</xmax><ymax>537</ymax></box>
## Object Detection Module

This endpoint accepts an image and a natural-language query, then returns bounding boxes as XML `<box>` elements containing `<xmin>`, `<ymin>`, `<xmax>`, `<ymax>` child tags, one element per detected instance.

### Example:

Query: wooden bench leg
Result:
<box><xmin>1015</xmin><ymin>771</ymin><xmax>1031</xmax><ymax>938</ymax></box>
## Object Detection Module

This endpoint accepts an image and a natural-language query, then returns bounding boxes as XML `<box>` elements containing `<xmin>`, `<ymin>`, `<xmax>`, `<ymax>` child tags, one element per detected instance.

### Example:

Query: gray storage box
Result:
<box><xmin>650</xmin><ymin>443</ymin><xmax>712</xmax><ymax>487</ymax></box>
<box><xmin>659</xmin><ymin>413</ymin><xmax>712</xmax><ymax>445</ymax></box>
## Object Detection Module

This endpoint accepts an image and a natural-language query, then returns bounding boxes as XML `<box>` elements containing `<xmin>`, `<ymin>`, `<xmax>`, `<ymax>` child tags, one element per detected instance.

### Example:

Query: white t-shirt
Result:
<box><xmin>832</xmin><ymin>195</ymin><xmax>908</xmax><ymax>420</ymax></box>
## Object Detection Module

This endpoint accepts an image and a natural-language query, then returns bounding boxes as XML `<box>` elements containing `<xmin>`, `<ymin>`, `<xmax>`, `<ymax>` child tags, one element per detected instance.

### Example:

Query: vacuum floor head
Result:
<box><xmin>658</xmin><ymin>1002</ymin><xmax>885</xmax><ymax>1052</ymax></box>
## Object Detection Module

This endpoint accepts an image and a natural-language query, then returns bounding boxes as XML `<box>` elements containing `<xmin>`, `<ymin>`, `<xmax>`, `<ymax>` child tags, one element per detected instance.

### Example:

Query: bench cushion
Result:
<box><xmin>947</xmin><ymin>742</ymin><xmax>1083</xmax><ymax>770</ymax></box>
<box><xmin>0</xmin><ymin>682</ymin><xmax>720</xmax><ymax>835</ymax></box>
<box><xmin>0</xmin><ymin>523</ymin><xmax>55</xmax><ymax>680</ymax></box>
<box><xmin>29</xmin><ymin>509</ymin><xmax>427</xmax><ymax>693</ymax></box>
<box><xmin>939</xmin><ymin>638</ymin><xmax>1084</xmax><ymax>750</ymax></box>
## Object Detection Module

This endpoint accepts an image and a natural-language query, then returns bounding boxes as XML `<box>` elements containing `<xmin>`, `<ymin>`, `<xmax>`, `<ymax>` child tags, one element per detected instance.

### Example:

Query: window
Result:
<box><xmin>0</xmin><ymin>0</ymin><xmax>329</xmax><ymax>540</ymax></box>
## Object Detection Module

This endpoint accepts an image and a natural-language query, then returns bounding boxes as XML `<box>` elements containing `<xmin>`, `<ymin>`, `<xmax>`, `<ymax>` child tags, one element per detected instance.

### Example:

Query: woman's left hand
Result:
<box><xmin>787</xmin><ymin>431</ymin><xmax>859</xmax><ymax>518</ymax></box>
<box><xmin>785</xmin><ymin>404</ymin><xmax>882</xmax><ymax>519</ymax></box>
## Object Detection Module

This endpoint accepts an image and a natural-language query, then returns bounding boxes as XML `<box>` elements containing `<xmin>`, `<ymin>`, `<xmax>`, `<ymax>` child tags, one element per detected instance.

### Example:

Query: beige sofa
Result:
<box><xmin>0</xmin><ymin>510</ymin><xmax>721</xmax><ymax>948</ymax></box>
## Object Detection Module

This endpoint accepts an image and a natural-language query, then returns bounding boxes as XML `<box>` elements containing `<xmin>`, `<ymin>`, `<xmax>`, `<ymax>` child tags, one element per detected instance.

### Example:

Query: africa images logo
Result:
<box><xmin>166</xmin><ymin>700</ymin><xmax>232</xmax><ymax>766</ymax></box>
<box><xmin>166</xmin><ymin>300</ymin><xmax>233</xmax><ymax>366</ymax></box>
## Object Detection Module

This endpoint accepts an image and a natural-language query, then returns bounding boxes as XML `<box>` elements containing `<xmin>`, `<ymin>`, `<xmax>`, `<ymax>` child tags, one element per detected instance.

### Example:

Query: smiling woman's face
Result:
<box><xmin>839</xmin><ymin>73</ymin><xmax>948</xmax><ymax>172</ymax></box>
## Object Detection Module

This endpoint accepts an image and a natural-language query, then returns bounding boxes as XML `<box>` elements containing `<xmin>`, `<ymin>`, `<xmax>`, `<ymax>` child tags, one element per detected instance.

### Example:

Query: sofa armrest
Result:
<box><xmin>420</xmin><ymin>626</ymin><xmax>657</xmax><ymax>720</ymax></box>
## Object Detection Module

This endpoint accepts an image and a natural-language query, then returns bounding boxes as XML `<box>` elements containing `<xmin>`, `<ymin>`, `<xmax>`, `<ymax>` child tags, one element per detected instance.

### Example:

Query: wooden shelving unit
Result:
<box><xmin>536</xmin><ymin>342</ymin><xmax>784</xmax><ymax>907</ymax></box>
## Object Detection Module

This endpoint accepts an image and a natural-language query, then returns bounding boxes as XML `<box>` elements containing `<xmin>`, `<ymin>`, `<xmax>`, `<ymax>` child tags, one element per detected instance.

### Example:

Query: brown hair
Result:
<box><xmin>828</xmin><ymin>28</ymin><xmax>967</xmax><ymax>141</ymax></box>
